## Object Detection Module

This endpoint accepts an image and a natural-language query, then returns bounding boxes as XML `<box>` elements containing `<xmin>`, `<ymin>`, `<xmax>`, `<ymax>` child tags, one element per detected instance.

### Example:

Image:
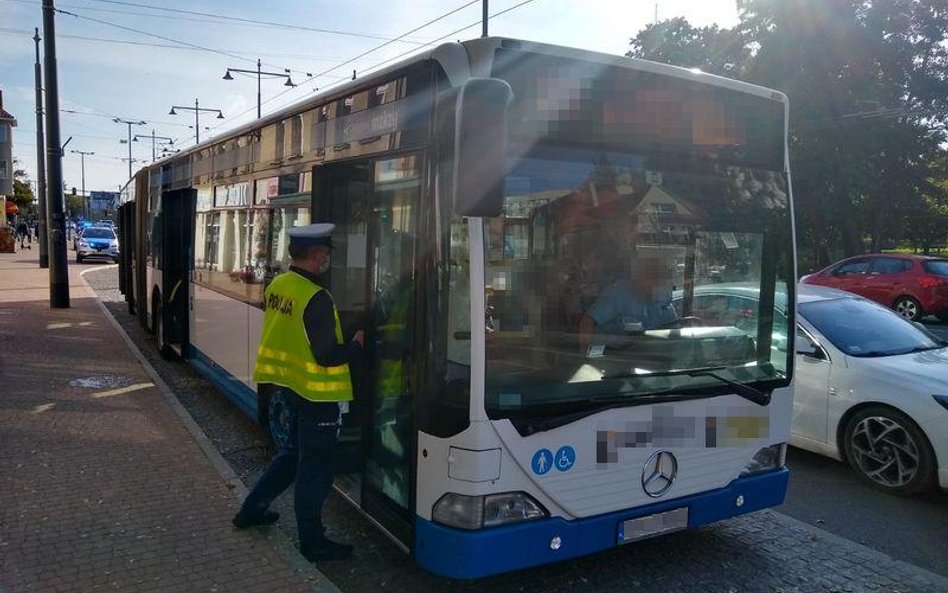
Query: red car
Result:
<box><xmin>801</xmin><ymin>254</ymin><xmax>948</xmax><ymax>322</ymax></box>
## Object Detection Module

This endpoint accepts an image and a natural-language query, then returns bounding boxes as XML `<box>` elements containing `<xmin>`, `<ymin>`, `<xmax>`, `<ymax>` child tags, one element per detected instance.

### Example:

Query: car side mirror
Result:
<box><xmin>796</xmin><ymin>341</ymin><xmax>822</xmax><ymax>359</ymax></box>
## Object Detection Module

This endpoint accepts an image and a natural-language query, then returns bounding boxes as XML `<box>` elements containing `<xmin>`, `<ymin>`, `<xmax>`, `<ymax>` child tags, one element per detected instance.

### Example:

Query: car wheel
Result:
<box><xmin>76</xmin><ymin>253</ymin><xmax>83</xmax><ymax>263</ymax></box>
<box><xmin>843</xmin><ymin>406</ymin><xmax>936</xmax><ymax>495</ymax></box>
<box><xmin>893</xmin><ymin>296</ymin><xmax>923</xmax><ymax>321</ymax></box>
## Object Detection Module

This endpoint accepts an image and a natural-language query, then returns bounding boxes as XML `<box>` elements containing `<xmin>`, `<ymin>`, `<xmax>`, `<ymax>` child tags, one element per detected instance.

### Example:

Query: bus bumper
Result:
<box><xmin>414</xmin><ymin>468</ymin><xmax>789</xmax><ymax>579</ymax></box>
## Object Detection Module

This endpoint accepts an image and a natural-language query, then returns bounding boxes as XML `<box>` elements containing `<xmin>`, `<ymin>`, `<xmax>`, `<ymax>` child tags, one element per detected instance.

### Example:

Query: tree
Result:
<box><xmin>626</xmin><ymin>0</ymin><xmax>948</xmax><ymax>269</ymax></box>
<box><xmin>64</xmin><ymin>193</ymin><xmax>85</xmax><ymax>218</ymax></box>
<box><xmin>11</xmin><ymin>163</ymin><xmax>35</xmax><ymax>213</ymax></box>
<box><xmin>627</xmin><ymin>17</ymin><xmax>750</xmax><ymax>78</ymax></box>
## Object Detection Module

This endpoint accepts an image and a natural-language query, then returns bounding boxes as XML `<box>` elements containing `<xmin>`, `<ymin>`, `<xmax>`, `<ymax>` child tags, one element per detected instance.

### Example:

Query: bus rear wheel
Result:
<box><xmin>260</xmin><ymin>386</ymin><xmax>294</xmax><ymax>449</ymax></box>
<box><xmin>154</xmin><ymin>296</ymin><xmax>176</xmax><ymax>360</ymax></box>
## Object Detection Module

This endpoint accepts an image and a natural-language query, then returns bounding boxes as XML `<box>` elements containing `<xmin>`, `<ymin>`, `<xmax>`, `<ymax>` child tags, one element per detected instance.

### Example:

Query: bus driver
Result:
<box><xmin>578</xmin><ymin>253</ymin><xmax>678</xmax><ymax>354</ymax></box>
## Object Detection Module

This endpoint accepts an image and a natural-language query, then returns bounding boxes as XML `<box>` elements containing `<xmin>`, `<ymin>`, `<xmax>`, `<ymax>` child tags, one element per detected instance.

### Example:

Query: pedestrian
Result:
<box><xmin>232</xmin><ymin>223</ymin><xmax>363</xmax><ymax>562</ymax></box>
<box><xmin>15</xmin><ymin>219</ymin><xmax>30</xmax><ymax>249</ymax></box>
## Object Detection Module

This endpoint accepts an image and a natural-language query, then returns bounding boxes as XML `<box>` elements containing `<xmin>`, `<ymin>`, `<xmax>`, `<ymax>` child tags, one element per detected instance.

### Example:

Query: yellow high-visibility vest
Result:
<box><xmin>252</xmin><ymin>271</ymin><xmax>353</xmax><ymax>402</ymax></box>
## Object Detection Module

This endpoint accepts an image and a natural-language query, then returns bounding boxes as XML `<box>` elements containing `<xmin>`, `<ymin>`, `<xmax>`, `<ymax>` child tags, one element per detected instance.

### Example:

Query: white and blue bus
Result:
<box><xmin>118</xmin><ymin>37</ymin><xmax>796</xmax><ymax>579</ymax></box>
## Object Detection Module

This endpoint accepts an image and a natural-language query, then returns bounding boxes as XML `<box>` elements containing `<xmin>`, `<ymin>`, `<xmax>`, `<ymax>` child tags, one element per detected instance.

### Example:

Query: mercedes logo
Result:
<box><xmin>642</xmin><ymin>450</ymin><xmax>678</xmax><ymax>498</ymax></box>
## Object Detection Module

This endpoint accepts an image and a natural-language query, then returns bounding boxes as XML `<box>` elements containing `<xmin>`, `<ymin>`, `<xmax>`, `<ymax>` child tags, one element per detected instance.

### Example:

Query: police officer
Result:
<box><xmin>232</xmin><ymin>223</ymin><xmax>363</xmax><ymax>562</ymax></box>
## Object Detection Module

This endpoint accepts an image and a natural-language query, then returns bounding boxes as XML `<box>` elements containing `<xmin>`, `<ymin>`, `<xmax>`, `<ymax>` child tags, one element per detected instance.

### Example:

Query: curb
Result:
<box><xmin>79</xmin><ymin>267</ymin><xmax>343</xmax><ymax>593</ymax></box>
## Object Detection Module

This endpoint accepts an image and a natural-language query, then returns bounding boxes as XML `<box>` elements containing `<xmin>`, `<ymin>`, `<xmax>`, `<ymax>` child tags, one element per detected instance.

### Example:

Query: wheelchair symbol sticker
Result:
<box><xmin>531</xmin><ymin>449</ymin><xmax>553</xmax><ymax>476</ymax></box>
<box><xmin>555</xmin><ymin>446</ymin><xmax>576</xmax><ymax>472</ymax></box>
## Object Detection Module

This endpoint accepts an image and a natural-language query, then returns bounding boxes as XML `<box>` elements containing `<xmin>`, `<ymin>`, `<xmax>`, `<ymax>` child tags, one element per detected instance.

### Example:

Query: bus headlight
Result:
<box><xmin>740</xmin><ymin>443</ymin><xmax>787</xmax><ymax>476</ymax></box>
<box><xmin>432</xmin><ymin>492</ymin><xmax>548</xmax><ymax>530</ymax></box>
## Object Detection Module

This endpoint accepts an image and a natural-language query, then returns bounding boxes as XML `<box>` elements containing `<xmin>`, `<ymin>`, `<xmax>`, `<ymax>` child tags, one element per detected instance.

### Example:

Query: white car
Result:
<box><xmin>792</xmin><ymin>285</ymin><xmax>947</xmax><ymax>495</ymax></box>
<box><xmin>677</xmin><ymin>283</ymin><xmax>948</xmax><ymax>495</ymax></box>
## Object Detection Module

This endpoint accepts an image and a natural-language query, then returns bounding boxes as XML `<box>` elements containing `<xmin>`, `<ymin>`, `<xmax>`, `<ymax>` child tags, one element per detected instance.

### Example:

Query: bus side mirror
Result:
<box><xmin>453</xmin><ymin>78</ymin><xmax>513</xmax><ymax>218</ymax></box>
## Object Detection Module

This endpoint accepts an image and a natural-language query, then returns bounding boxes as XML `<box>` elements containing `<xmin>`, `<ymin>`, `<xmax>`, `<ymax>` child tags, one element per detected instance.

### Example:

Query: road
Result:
<box><xmin>922</xmin><ymin>316</ymin><xmax>948</xmax><ymax>340</ymax></box>
<box><xmin>782</xmin><ymin>447</ymin><xmax>948</xmax><ymax>578</ymax></box>
<box><xmin>83</xmin><ymin>266</ymin><xmax>948</xmax><ymax>593</ymax></box>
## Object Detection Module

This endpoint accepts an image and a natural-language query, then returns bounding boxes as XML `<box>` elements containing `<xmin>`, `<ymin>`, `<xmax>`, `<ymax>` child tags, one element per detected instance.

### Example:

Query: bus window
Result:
<box><xmin>267</xmin><ymin>202</ymin><xmax>310</xmax><ymax>278</ymax></box>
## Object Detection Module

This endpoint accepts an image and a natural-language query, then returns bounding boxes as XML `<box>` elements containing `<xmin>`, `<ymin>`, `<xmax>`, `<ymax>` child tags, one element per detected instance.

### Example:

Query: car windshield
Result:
<box><xmin>476</xmin><ymin>145</ymin><xmax>794</xmax><ymax>417</ymax></box>
<box><xmin>799</xmin><ymin>297</ymin><xmax>941</xmax><ymax>357</ymax></box>
<box><xmin>83</xmin><ymin>228</ymin><xmax>115</xmax><ymax>239</ymax></box>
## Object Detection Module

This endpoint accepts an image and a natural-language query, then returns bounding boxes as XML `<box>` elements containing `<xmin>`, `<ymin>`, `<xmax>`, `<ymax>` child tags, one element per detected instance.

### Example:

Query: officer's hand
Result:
<box><xmin>352</xmin><ymin>330</ymin><xmax>365</xmax><ymax>347</ymax></box>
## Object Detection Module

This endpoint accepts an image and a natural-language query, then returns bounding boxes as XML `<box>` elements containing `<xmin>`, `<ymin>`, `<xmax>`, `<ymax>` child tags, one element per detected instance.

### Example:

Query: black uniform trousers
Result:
<box><xmin>241</xmin><ymin>388</ymin><xmax>341</xmax><ymax>554</ymax></box>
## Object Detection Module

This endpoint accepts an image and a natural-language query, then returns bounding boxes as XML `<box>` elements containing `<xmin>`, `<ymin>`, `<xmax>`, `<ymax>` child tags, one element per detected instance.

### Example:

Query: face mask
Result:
<box><xmin>317</xmin><ymin>255</ymin><xmax>331</xmax><ymax>274</ymax></box>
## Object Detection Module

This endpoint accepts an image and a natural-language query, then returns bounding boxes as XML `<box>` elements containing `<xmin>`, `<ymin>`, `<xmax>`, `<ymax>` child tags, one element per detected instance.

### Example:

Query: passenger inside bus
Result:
<box><xmin>578</xmin><ymin>253</ymin><xmax>678</xmax><ymax>355</ymax></box>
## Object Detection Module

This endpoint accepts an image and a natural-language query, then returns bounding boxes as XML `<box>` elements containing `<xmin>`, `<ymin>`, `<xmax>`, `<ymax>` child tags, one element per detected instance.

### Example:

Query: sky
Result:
<box><xmin>0</xmin><ymin>0</ymin><xmax>740</xmax><ymax>197</ymax></box>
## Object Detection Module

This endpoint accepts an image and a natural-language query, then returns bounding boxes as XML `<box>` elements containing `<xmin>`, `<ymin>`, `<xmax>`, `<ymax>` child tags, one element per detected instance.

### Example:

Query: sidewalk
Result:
<box><xmin>0</xmin><ymin>252</ymin><xmax>333</xmax><ymax>593</ymax></box>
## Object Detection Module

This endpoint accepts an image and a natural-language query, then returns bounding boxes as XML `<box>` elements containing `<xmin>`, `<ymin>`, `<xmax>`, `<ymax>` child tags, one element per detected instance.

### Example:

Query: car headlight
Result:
<box><xmin>740</xmin><ymin>443</ymin><xmax>787</xmax><ymax>476</ymax></box>
<box><xmin>933</xmin><ymin>395</ymin><xmax>948</xmax><ymax>412</ymax></box>
<box><xmin>432</xmin><ymin>492</ymin><xmax>548</xmax><ymax>530</ymax></box>
<box><xmin>110</xmin><ymin>239</ymin><xmax>118</xmax><ymax>248</ymax></box>
<box><xmin>77</xmin><ymin>240</ymin><xmax>88</xmax><ymax>248</ymax></box>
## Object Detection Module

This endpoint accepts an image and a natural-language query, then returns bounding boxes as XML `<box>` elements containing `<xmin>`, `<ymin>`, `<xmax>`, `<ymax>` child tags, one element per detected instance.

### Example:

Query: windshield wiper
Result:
<box><xmin>603</xmin><ymin>365</ymin><xmax>772</xmax><ymax>407</ymax></box>
<box><xmin>687</xmin><ymin>369</ymin><xmax>772</xmax><ymax>406</ymax></box>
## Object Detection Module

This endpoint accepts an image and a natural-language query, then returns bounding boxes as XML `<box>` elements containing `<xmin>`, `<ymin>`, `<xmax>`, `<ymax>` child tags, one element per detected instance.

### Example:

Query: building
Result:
<box><xmin>0</xmin><ymin>89</ymin><xmax>17</xmax><ymax>198</ymax></box>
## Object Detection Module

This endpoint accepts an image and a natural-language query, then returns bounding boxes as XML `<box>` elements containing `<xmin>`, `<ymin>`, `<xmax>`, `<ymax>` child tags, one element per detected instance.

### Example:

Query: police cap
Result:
<box><xmin>287</xmin><ymin>223</ymin><xmax>335</xmax><ymax>248</ymax></box>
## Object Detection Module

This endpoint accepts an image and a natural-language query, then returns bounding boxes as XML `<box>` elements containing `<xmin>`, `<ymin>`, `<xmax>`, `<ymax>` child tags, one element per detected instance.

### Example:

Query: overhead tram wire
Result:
<box><xmin>204</xmin><ymin>0</ymin><xmax>483</xmax><ymax>133</ymax></box>
<box><xmin>54</xmin><ymin>8</ymin><xmax>261</xmax><ymax>67</ymax></box>
<box><xmin>52</xmin><ymin>7</ymin><xmax>323</xmax><ymax>81</ymax></box>
<box><xmin>0</xmin><ymin>27</ymin><xmax>347</xmax><ymax>62</ymax></box>
<box><xmin>61</xmin><ymin>109</ymin><xmax>193</xmax><ymax>129</ymax></box>
<box><xmin>263</xmin><ymin>0</ymin><xmax>541</xmax><ymax>115</ymax></box>
<box><xmin>26</xmin><ymin>0</ymin><xmax>432</xmax><ymax>44</ymax></box>
<box><xmin>356</xmin><ymin>0</ymin><xmax>542</xmax><ymax>84</ymax></box>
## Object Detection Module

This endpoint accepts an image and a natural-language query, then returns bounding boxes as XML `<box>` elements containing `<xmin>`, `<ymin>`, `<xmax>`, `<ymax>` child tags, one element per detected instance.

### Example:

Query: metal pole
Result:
<box><xmin>151</xmin><ymin>129</ymin><xmax>156</xmax><ymax>161</ymax></box>
<box><xmin>257</xmin><ymin>58</ymin><xmax>262</xmax><ymax>119</ymax></box>
<box><xmin>42</xmin><ymin>0</ymin><xmax>69</xmax><ymax>308</ymax></box>
<box><xmin>194</xmin><ymin>98</ymin><xmax>200</xmax><ymax>144</ymax></box>
<box><xmin>33</xmin><ymin>28</ymin><xmax>49</xmax><ymax>268</ymax></box>
<box><xmin>80</xmin><ymin>154</ymin><xmax>86</xmax><ymax>214</ymax></box>
<box><xmin>126</xmin><ymin>123</ymin><xmax>132</xmax><ymax>181</ymax></box>
<box><xmin>482</xmin><ymin>0</ymin><xmax>488</xmax><ymax>37</ymax></box>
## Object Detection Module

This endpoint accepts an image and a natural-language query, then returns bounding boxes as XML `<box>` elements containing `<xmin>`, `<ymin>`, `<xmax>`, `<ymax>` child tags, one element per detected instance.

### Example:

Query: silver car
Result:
<box><xmin>75</xmin><ymin>225</ymin><xmax>119</xmax><ymax>263</ymax></box>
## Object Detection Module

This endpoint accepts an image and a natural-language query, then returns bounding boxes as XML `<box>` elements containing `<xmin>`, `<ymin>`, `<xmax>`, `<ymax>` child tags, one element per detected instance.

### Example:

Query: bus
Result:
<box><xmin>117</xmin><ymin>37</ymin><xmax>796</xmax><ymax>579</ymax></box>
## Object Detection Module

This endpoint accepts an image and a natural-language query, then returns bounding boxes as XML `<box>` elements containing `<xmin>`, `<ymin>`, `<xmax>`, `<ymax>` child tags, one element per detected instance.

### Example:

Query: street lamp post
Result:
<box><xmin>113</xmin><ymin>117</ymin><xmax>146</xmax><ymax>181</ymax></box>
<box><xmin>132</xmin><ymin>130</ymin><xmax>174</xmax><ymax>161</ymax></box>
<box><xmin>70</xmin><ymin>149</ymin><xmax>93</xmax><ymax>219</ymax></box>
<box><xmin>33</xmin><ymin>27</ymin><xmax>49</xmax><ymax>268</ymax></box>
<box><xmin>169</xmin><ymin>99</ymin><xmax>223</xmax><ymax>145</ymax></box>
<box><xmin>223</xmin><ymin>58</ymin><xmax>294</xmax><ymax>119</ymax></box>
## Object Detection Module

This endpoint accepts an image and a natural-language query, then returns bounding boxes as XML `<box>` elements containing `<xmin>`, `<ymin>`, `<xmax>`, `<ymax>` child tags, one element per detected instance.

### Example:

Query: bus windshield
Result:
<box><xmin>481</xmin><ymin>145</ymin><xmax>793</xmax><ymax>419</ymax></box>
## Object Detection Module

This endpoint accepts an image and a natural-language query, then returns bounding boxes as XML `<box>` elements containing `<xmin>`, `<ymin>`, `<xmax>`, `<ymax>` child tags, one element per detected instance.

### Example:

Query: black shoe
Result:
<box><xmin>302</xmin><ymin>539</ymin><xmax>354</xmax><ymax>562</ymax></box>
<box><xmin>231</xmin><ymin>510</ymin><xmax>279</xmax><ymax>529</ymax></box>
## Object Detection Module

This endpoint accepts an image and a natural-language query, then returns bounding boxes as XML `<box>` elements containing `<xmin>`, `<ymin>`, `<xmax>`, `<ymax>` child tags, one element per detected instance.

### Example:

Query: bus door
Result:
<box><xmin>159</xmin><ymin>188</ymin><xmax>195</xmax><ymax>358</ymax></box>
<box><xmin>118</xmin><ymin>202</ymin><xmax>136</xmax><ymax>315</ymax></box>
<box><xmin>315</xmin><ymin>154</ymin><xmax>422</xmax><ymax>548</ymax></box>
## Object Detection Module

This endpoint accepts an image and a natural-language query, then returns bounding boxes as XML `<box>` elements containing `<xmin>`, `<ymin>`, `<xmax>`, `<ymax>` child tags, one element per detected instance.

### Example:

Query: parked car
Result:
<box><xmin>674</xmin><ymin>283</ymin><xmax>948</xmax><ymax>495</ymax></box>
<box><xmin>75</xmin><ymin>225</ymin><xmax>119</xmax><ymax>263</ymax></box>
<box><xmin>801</xmin><ymin>253</ymin><xmax>948</xmax><ymax>322</ymax></box>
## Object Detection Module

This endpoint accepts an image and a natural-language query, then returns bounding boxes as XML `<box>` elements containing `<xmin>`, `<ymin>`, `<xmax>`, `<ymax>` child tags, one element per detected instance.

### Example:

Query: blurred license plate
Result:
<box><xmin>618</xmin><ymin>507</ymin><xmax>688</xmax><ymax>544</ymax></box>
